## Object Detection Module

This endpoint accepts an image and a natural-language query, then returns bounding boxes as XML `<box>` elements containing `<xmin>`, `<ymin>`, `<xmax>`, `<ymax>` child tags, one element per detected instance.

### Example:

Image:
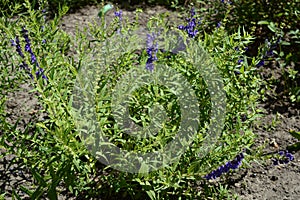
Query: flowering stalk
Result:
<box><xmin>234</xmin><ymin>46</ymin><xmax>250</xmax><ymax>75</ymax></box>
<box><xmin>204</xmin><ymin>153</ymin><xmax>244</xmax><ymax>180</ymax></box>
<box><xmin>256</xmin><ymin>38</ymin><xmax>280</xmax><ymax>67</ymax></box>
<box><xmin>145</xmin><ymin>32</ymin><xmax>159</xmax><ymax>72</ymax></box>
<box><xmin>22</xmin><ymin>27</ymin><xmax>37</xmax><ymax>64</ymax></box>
<box><xmin>11</xmin><ymin>27</ymin><xmax>47</xmax><ymax>80</ymax></box>
<box><xmin>178</xmin><ymin>8</ymin><xmax>200</xmax><ymax>38</ymax></box>
<box><xmin>11</xmin><ymin>36</ymin><xmax>24</xmax><ymax>58</ymax></box>
<box><xmin>114</xmin><ymin>10</ymin><xmax>122</xmax><ymax>34</ymax></box>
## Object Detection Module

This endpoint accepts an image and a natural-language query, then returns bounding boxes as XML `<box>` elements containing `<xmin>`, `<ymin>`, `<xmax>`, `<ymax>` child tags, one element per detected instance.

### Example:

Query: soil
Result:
<box><xmin>1</xmin><ymin>4</ymin><xmax>300</xmax><ymax>200</ymax></box>
<box><xmin>229</xmin><ymin>110</ymin><xmax>300</xmax><ymax>200</ymax></box>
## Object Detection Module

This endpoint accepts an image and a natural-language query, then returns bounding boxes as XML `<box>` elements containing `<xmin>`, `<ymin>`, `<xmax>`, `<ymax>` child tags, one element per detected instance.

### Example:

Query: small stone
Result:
<box><xmin>270</xmin><ymin>175</ymin><xmax>278</xmax><ymax>181</ymax></box>
<box><xmin>270</xmin><ymin>139</ymin><xmax>279</xmax><ymax>148</ymax></box>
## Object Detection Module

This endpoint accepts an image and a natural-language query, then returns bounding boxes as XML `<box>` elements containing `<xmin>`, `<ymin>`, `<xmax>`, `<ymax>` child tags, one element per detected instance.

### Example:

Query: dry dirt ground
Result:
<box><xmin>1</xmin><ymin>4</ymin><xmax>300</xmax><ymax>200</ymax></box>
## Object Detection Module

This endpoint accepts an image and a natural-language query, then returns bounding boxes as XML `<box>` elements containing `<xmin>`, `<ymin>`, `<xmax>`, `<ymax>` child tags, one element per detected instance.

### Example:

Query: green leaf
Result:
<box><xmin>280</xmin><ymin>41</ymin><xmax>291</xmax><ymax>45</ymax></box>
<box><xmin>287</xmin><ymin>141</ymin><xmax>300</xmax><ymax>151</ymax></box>
<box><xmin>267</xmin><ymin>22</ymin><xmax>277</xmax><ymax>32</ymax></box>
<box><xmin>289</xmin><ymin>130</ymin><xmax>300</xmax><ymax>140</ymax></box>
<box><xmin>19</xmin><ymin>186</ymin><xmax>34</xmax><ymax>196</ymax></box>
<box><xmin>257</xmin><ymin>21</ymin><xmax>269</xmax><ymax>25</ymax></box>
<box><xmin>12</xmin><ymin>190</ymin><xmax>23</xmax><ymax>200</ymax></box>
<box><xmin>145</xmin><ymin>189</ymin><xmax>157</xmax><ymax>200</ymax></box>
<box><xmin>31</xmin><ymin>168</ymin><xmax>47</xmax><ymax>187</ymax></box>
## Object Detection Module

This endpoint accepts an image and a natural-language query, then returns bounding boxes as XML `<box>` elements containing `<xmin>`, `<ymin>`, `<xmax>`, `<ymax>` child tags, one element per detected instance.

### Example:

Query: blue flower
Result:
<box><xmin>204</xmin><ymin>153</ymin><xmax>244</xmax><ymax>180</ymax></box>
<box><xmin>145</xmin><ymin>32</ymin><xmax>159</xmax><ymax>72</ymax></box>
<box><xmin>21</xmin><ymin>27</ymin><xmax>38</xmax><ymax>65</ymax></box>
<box><xmin>234</xmin><ymin>70</ymin><xmax>241</xmax><ymax>75</ymax></box>
<box><xmin>25</xmin><ymin>43</ymin><xmax>31</xmax><ymax>52</ymax></box>
<box><xmin>262</xmin><ymin>38</ymin><xmax>278</xmax><ymax>59</ymax></box>
<box><xmin>238</xmin><ymin>59</ymin><xmax>243</xmax><ymax>64</ymax></box>
<box><xmin>256</xmin><ymin>60</ymin><xmax>265</xmax><ymax>67</ymax></box>
<box><xmin>12</xmin><ymin>27</ymin><xmax>47</xmax><ymax>80</ymax></box>
<box><xmin>35</xmin><ymin>68</ymin><xmax>48</xmax><ymax>80</ymax></box>
<box><xmin>178</xmin><ymin>25</ymin><xmax>185</xmax><ymax>30</ymax></box>
<box><xmin>178</xmin><ymin>8</ymin><xmax>199</xmax><ymax>38</ymax></box>
<box><xmin>10</xmin><ymin>39</ymin><xmax>16</xmax><ymax>46</ymax></box>
<box><xmin>114</xmin><ymin>10</ymin><xmax>122</xmax><ymax>34</ymax></box>
<box><xmin>30</xmin><ymin>53</ymin><xmax>37</xmax><ymax>64</ymax></box>
<box><xmin>11</xmin><ymin>36</ymin><xmax>24</xmax><ymax>58</ymax></box>
<box><xmin>146</xmin><ymin>60</ymin><xmax>155</xmax><ymax>72</ymax></box>
<box><xmin>22</xmin><ymin>27</ymin><xmax>31</xmax><ymax>50</ymax></box>
<box><xmin>286</xmin><ymin>152</ymin><xmax>294</xmax><ymax>161</ymax></box>
<box><xmin>114</xmin><ymin>10</ymin><xmax>122</xmax><ymax>20</ymax></box>
<box><xmin>272</xmin><ymin>150</ymin><xmax>294</xmax><ymax>165</ymax></box>
<box><xmin>265</xmin><ymin>50</ymin><xmax>274</xmax><ymax>57</ymax></box>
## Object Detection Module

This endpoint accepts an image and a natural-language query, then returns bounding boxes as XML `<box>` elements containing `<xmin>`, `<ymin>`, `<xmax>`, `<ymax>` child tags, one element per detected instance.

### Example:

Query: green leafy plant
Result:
<box><xmin>1</xmin><ymin>0</ymin><xmax>296</xmax><ymax>199</ymax></box>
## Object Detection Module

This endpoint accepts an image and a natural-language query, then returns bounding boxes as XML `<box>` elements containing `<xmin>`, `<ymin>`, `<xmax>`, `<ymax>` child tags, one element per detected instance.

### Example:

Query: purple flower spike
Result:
<box><xmin>145</xmin><ymin>32</ymin><xmax>159</xmax><ymax>71</ymax></box>
<box><xmin>114</xmin><ymin>10</ymin><xmax>122</xmax><ymax>34</ymax></box>
<box><xmin>146</xmin><ymin>60</ymin><xmax>154</xmax><ymax>72</ymax></box>
<box><xmin>204</xmin><ymin>153</ymin><xmax>244</xmax><ymax>180</ymax></box>
<box><xmin>30</xmin><ymin>53</ymin><xmax>37</xmax><ymax>64</ymax></box>
<box><xmin>12</xmin><ymin>36</ymin><xmax>24</xmax><ymax>58</ymax></box>
<box><xmin>11</xmin><ymin>27</ymin><xmax>48</xmax><ymax>81</ymax></box>
<box><xmin>178</xmin><ymin>8</ymin><xmax>199</xmax><ymax>38</ymax></box>
<box><xmin>114</xmin><ymin>10</ymin><xmax>122</xmax><ymax>20</ymax></box>
<box><xmin>25</xmin><ymin>43</ymin><xmax>31</xmax><ymax>52</ymax></box>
